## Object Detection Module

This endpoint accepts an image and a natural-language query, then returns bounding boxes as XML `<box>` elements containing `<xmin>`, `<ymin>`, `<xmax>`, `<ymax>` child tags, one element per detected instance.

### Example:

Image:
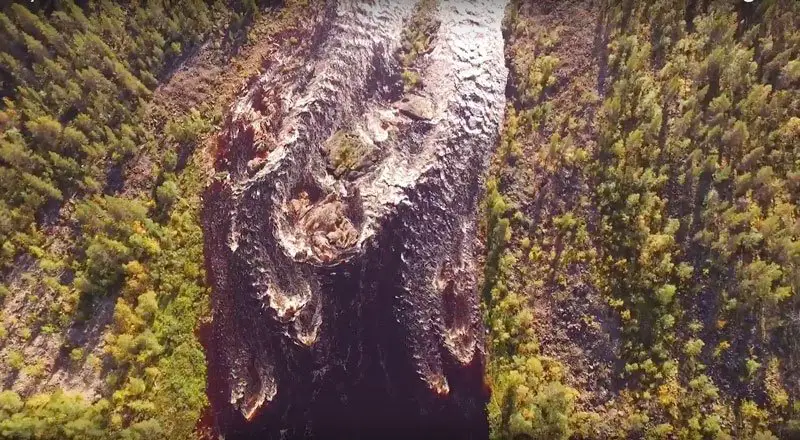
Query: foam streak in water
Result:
<box><xmin>203</xmin><ymin>1</ymin><xmax>508</xmax><ymax>438</ymax></box>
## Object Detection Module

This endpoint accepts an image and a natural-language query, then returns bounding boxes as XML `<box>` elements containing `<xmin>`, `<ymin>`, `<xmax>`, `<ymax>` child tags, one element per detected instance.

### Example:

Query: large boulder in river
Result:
<box><xmin>394</xmin><ymin>94</ymin><xmax>436</xmax><ymax>120</ymax></box>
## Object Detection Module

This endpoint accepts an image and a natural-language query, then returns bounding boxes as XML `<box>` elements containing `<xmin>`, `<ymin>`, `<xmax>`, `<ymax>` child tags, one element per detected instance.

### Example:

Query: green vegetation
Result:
<box><xmin>0</xmin><ymin>390</ymin><xmax>108</xmax><ymax>439</ymax></box>
<box><xmin>590</xmin><ymin>0</ymin><xmax>799</xmax><ymax>436</ymax></box>
<box><xmin>396</xmin><ymin>0</ymin><xmax>440</xmax><ymax>93</ymax></box>
<box><xmin>0</xmin><ymin>0</ymin><xmax>215</xmax><ymax>271</ymax></box>
<box><xmin>484</xmin><ymin>4</ymin><xmax>599</xmax><ymax>439</ymax></box>
<box><xmin>324</xmin><ymin>129</ymin><xmax>376</xmax><ymax>179</ymax></box>
<box><xmin>484</xmin><ymin>0</ymin><xmax>800</xmax><ymax>438</ymax></box>
<box><xmin>0</xmin><ymin>0</ymin><xmax>301</xmax><ymax>438</ymax></box>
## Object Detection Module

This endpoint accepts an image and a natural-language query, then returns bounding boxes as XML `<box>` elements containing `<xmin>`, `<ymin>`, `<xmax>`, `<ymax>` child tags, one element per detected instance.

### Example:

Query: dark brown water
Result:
<box><xmin>203</xmin><ymin>0</ymin><xmax>508</xmax><ymax>438</ymax></box>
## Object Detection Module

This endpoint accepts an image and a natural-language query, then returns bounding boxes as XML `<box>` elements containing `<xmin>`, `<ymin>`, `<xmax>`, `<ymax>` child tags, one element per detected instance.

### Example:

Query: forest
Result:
<box><xmin>485</xmin><ymin>0</ymin><xmax>800</xmax><ymax>438</ymax></box>
<box><xmin>0</xmin><ymin>0</ymin><xmax>309</xmax><ymax>438</ymax></box>
<box><xmin>0</xmin><ymin>0</ymin><xmax>797</xmax><ymax>439</ymax></box>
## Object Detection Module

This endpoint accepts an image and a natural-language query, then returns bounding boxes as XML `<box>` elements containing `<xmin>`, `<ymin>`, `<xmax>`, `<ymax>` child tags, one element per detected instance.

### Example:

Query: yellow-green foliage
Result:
<box><xmin>166</xmin><ymin>108</ymin><xmax>213</xmax><ymax>147</ymax></box>
<box><xmin>593</xmin><ymin>1</ymin><xmax>799</xmax><ymax>435</ymax></box>
<box><xmin>397</xmin><ymin>0</ymin><xmax>439</xmax><ymax>92</ymax></box>
<box><xmin>486</xmin><ymin>0</ymin><xmax>800</xmax><ymax>438</ymax></box>
<box><xmin>0</xmin><ymin>0</ymin><xmax>219</xmax><ymax>271</ymax></box>
<box><xmin>0</xmin><ymin>1</ymin><xmax>281</xmax><ymax>438</ymax></box>
<box><xmin>483</xmin><ymin>138</ymin><xmax>579</xmax><ymax>440</ymax></box>
<box><xmin>325</xmin><ymin>130</ymin><xmax>375</xmax><ymax>179</ymax></box>
<box><xmin>483</xmin><ymin>4</ymin><xmax>593</xmax><ymax>438</ymax></box>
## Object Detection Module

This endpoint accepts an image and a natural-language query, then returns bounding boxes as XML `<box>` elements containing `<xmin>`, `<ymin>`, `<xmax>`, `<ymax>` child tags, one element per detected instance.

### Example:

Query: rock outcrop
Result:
<box><xmin>202</xmin><ymin>0</ymin><xmax>508</xmax><ymax>438</ymax></box>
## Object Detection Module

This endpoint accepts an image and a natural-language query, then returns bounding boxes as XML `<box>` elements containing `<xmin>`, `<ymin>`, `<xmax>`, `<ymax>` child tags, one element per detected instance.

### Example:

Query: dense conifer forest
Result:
<box><xmin>0</xmin><ymin>0</ymin><xmax>313</xmax><ymax>438</ymax></box>
<box><xmin>484</xmin><ymin>0</ymin><xmax>800</xmax><ymax>438</ymax></box>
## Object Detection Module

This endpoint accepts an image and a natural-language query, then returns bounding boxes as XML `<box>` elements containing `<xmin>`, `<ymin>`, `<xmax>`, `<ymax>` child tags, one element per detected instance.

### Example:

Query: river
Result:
<box><xmin>203</xmin><ymin>0</ymin><xmax>508</xmax><ymax>438</ymax></box>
